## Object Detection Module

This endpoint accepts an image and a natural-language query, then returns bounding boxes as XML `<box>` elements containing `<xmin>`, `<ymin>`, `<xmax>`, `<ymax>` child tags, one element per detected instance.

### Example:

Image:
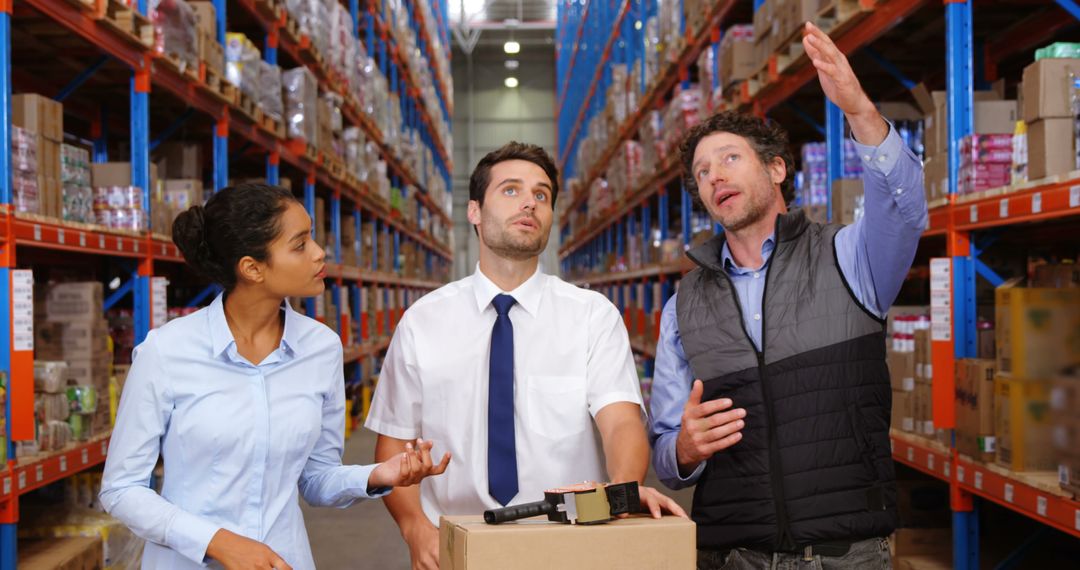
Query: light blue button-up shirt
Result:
<box><xmin>649</xmin><ymin>125</ymin><xmax>929</xmax><ymax>489</ymax></box>
<box><xmin>100</xmin><ymin>293</ymin><xmax>388</xmax><ymax>569</ymax></box>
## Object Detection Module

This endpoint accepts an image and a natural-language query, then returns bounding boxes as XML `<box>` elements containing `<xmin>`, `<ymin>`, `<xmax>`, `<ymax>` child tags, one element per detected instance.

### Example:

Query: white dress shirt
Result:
<box><xmin>100</xmin><ymin>293</ymin><xmax>388</xmax><ymax>569</ymax></box>
<box><xmin>365</xmin><ymin>266</ymin><xmax>643</xmax><ymax>525</ymax></box>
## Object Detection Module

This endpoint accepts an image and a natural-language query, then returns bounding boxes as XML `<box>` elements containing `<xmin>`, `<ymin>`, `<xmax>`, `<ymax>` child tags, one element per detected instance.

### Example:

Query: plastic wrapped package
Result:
<box><xmin>94</xmin><ymin>186</ymin><xmax>143</xmax><ymax>210</ymax></box>
<box><xmin>150</xmin><ymin>0</ymin><xmax>198</xmax><ymax>73</ymax></box>
<box><xmin>283</xmin><ymin>67</ymin><xmax>319</xmax><ymax>142</ymax></box>
<box><xmin>38</xmin><ymin>393</ymin><xmax>70</xmax><ymax>423</ymax></box>
<box><xmin>225</xmin><ymin>33</ymin><xmax>261</xmax><ymax>98</ymax></box>
<box><xmin>257</xmin><ymin>61</ymin><xmax>284</xmax><ymax>122</ymax></box>
<box><xmin>19</xmin><ymin>506</ymin><xmax>144</xmax><ymax>568</ymax></box>
<box><xmin>64</xmin><ymin>184</ymin><xmax>95</xmax><ymax>223</ymax></box>
<box><xmin>12</xmin><ymin>126</ymin><xmax>39</xmax><ymax>214</ymax></box>
<box><xmin>39</xmin><ymin>420</ymin><xmax>72</xmax><ymax>451</ymax></box>
<box><xmin>33</xmin><ymin>361</ymin><xmax>68</xmax><ymax>394</ymax></box>
<box><xmin>67</xmin><ymin>385</ymin><xmax>98</xmax><ymax>415</ymax></box>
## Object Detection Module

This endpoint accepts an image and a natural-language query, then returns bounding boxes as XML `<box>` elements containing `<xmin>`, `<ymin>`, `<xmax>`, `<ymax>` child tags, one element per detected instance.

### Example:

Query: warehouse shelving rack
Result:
<box><xmin>0</xmin><ymin>1</ymin><xmax>453</xmax><ymax>567</ymax></box>
<box><xmin>555</xmin><ymin>1</ymin><xmax>1080</xmax><ymax>568</ymax></box>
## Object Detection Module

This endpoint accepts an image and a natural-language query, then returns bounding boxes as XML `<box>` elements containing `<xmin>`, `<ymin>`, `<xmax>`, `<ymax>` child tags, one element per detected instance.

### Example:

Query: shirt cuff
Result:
<box><xmin>667</xmin><ymin>440</ymin><xmax>706</xmax><ymax>485</ymax></box>
<box><xmin>850</xmin><ymin>121</ymin><xmax>905</xmax><ymax>177</ymax></box>
<box><xmin>353</xmin><ymin>463</ymin><xmax>394</xmax><ymax>499</ymax></box>
<box><xmin>165</xmin><ymin>509</ymin><xmax>221</xmax><ymax>566</ymax></box>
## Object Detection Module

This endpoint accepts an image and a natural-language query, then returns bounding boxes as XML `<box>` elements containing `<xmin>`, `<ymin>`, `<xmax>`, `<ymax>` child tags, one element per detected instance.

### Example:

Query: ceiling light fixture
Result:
<box><xmin>505</xmin><ymin>76</ymin><xmax>519</xmax><ymax>88</ymax></box>
<box><xmin>504</xmin><ymin>40</ymin><xmax>521</xmax><ymax>54</ymax></box>
<box><xmin>505</xmin><ymin>59</ymin><xmax>519</xmax><ymax>70</ymax></box>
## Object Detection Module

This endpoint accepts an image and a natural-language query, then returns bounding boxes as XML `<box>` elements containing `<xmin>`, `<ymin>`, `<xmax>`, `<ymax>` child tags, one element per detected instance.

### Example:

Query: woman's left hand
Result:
<box><xmin>369</xmin><ymin>438</ymin><xmax>451</xmax><ymax>489</ymax></box>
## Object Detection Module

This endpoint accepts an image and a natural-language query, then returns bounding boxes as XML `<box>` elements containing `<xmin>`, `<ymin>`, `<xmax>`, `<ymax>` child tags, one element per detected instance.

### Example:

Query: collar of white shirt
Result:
<box><xmin>470</xmin><ymin>264</ymin><xmax>545</xmax><ymax>318</ymax></box>
<box><xmin>206</xmin><ymin>292</ymin><xmax>301</xmax><ymax>363</ymax></box>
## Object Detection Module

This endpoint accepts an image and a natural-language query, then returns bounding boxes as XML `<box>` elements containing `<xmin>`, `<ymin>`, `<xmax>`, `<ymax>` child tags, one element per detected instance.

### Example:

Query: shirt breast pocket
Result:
<box><xmin>523</xmin><ymin>375</ymin><xmax>590</xmax><ymax>440</ymax></box>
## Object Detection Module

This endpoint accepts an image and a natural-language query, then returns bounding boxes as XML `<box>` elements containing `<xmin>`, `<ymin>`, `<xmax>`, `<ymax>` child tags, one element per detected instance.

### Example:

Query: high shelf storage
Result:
<box><xmin>0</xmin><ymin>1</ymin><xmax>453</xmax><ymax>567</ymax></box>
<box><xmin>556</xmin><ymin>1</ymin><xmax>1080</xmax><ymax>568</ymax></box>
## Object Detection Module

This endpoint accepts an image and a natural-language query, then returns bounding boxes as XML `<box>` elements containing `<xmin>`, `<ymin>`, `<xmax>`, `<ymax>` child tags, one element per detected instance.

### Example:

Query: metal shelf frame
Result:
<box><xmin>0</xmin><ymin>2</ymin><xmax>452</xmax><ymax>566</ymax></box>
<box><xmin>557</xmin><ymin>2</ymin><xmax>1080</xmax><ymax>568</ymax></box>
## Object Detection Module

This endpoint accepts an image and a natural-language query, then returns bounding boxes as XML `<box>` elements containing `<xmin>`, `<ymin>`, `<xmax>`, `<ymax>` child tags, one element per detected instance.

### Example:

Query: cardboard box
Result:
<box><xmin>973</xmin><ymin>100</ymin><xmax>1019</xmax><ymax>135</ymax></box>
<box><xmin>995</xmin><ymin>377</ymin><xmax>1055</xmax><ymax>472</ymax></box>
<box><xmin>1032</xmin><ymin>263</ymin><xmax>1080</xmax><ymax>288</ymax></box>
<box><xmin>439</xmin><ymin>515</ymin><xmax>695</xmax><ymax>570</ymax></box>
<box><xmin>35</xmin><ymin>319</ymin><xmax>110</xmax><ymax>361</ymax></box>
<box><xmin>719</xmin><ymin>38</ymin><xmax>756</xmax><ymax>85</ymax></box>
<box><xmin>995</xmin><ymin>279</ymin><xmax>1080</xmax><ymax>380</ymax></box>
<box><xmin>19</xmin><ymin>536</ymin><xmax>103</xmax><ymax>570</ymax></box>
<box><xmin>899</xmin><ymin>555</ymin><xmax>953</xmax><ymax>570</ymax></box>
<box><xmin>889</xmin><ymin>350</ymin><xmax>916</xmax><ymax>393</ymax></box>
<box><xmin>956</xmin><ymin>359</ymin><xmax>997</xmax><ymax>462</ymax></box>
<box><xmin>163</xmin><ymin>179</ymin><xmax>203</xmax><ymax>211</ymax></box>
<box><xmin>892</xmin><ymin>389</ymin><xmax>914</xmax><ymax>432</ymax></box>
<box><xmin>157</xmin><ymin>142</ymin><xmax>203</xmax><ymax>179</ymax></box>
<box><xmin>91</xmin><ymin>162</ymin><xmax>158</xmax><ymax>193</ymax></box>
<box><xmin>12</xmin><ymin>93</ymin><xmax>63</xmax><ymax>141</ymax></box>
<box><xmin>45</xmin><ymin>282</ymin><xmax>104</xmax><ymax>321</ymax></box>
<box><xmin>1021</xmin><ymin>58</ymin><xmax>1080</xmax><ymax>122</ymax></box>
<box><xmin>200</xmin><ymin>31</ymin><xmax>225</xmax><ymax>76</ymax></box>
<box><xmin>189</xmin><ymin>1</ymin><xmax>217</xmax><ymax>37</ymax></box>
<box><xmin>1027</xmin><ymin>118</ymin><xmax>1076</xmax><ymax>180</ymax></box>
<box><xmin>831</xmin><ymin>178</ymin><xmax>863</xmax><ymax>226</ymax></box>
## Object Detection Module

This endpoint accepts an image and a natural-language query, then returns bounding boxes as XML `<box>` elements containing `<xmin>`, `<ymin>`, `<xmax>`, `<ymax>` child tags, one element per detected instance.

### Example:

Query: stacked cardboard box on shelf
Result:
<box><xmin>993</xmin><ymin>277</ymin><xmax>1080</xmax><ymax>472</ymax></box>
<box><xmin>888</xmin><ymin>308</ymin><xmax>931</xmax><ymax>434</ymax></box>
<box><xmin>1021</xmin><ymin>57</ymin><xmax>1080</xmax><ymax>180</ymax></box>
<box><xmin>190</xmin><ymin>2</ymin><xmax>224</xmax><ymax>77</ymax></box>
<box><xmin>28</xmin><ymin>282</ymin><xmax>112</xmax><ymax>453</ymax></box>
<box><xmin>921</xmin><ymin>90</ymin><xmax>1016</xmax><ymax>200</ymax></box>
<box><xmin>12</xmin><ymin>94</ymin><xmax>63</xmax><ymax>218</ymax></box>
<box><xmin>955</xmin><ymin>359</ymin><xmax>997</xmax><ymax>462</ymax></box>
<box><xmin>1052</xmin><ymin>366</ymin><xmax>1080</xmax><ymax>497</ymax></box>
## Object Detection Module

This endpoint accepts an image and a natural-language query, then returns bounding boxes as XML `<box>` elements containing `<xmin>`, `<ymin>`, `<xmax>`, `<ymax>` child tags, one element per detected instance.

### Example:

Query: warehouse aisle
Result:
<box><xmin>303</xmin><ymin>428</ymin><xmax>696</xmax><ymax>569</ymax></box>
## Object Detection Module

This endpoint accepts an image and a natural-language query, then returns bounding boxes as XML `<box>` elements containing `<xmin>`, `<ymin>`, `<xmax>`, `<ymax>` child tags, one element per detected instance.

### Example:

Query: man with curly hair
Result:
<box><xmin>649</xmin><ymin>23</ymin><xmax>928</xmax><ymax>569</ymax></box>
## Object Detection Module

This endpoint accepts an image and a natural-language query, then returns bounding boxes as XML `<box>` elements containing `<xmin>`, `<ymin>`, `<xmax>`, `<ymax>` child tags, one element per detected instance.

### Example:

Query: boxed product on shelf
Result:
<box><xmin>994</xmin><ymin>279</ymin><xmax>1080</xmax><ymax>380</ymax></box>
<box><xmin>283</xmin><ymin>66</ymin><xmax>319</xmax><ymax>144</ymax></box>
<box><xmin>1021</xmin><ymin>56</ymin><xmax>1080</xmax><ymax>123</ymax></box>
<box><xmin>33</xmin><ymin>361</ymin><xmax>67</xmax><ymax>394</ymax></box>
<box><xmin>958</xmin><ymin>134</ymin><xmax>1013</xmax><ymax>194</ymax></box>
<box><xmin>35</xmin><ymin>319</ymin><xmax>109</xmax><ymax>361</ymax></box>
<box><xmin>1051</xmin><ymin>366</ymin><xmax>1080</xmax><ymax>496</ymax></box>
<box><xmin>1031</xmin><ymin>261</ymin><xmax>1080</xmax><ymax>287</ymax></box>
<box><xmin>258</xmin><ymin>61</ymin><xmax>284</xmax><ymax>123</ymax></box>
<box><xmin>225</xmin><ymin>32</ymin><xmax>260</xmax><ymax>98</ymax></box>
<box><xmin>163</xmin><ymin>179</ymin><xmax>203</xmax><ymax>211</ymax></box>
<box><xmin>43</xmin><ymin>282</ymin><xmax>104</xmax><ymax>322</ymax></box>
<box><xmin>11</xmin><ymin>125</ymin><xmax>40</xmax><ymax>214</ymax></box>
<box><xmin>1026</xmin><ymin>117</ymin><xmax>1075</xmax><ymax>180</ymax></box>
<box><xmin>719</xmin><ymin>25</ymin><xmax>756</xmax><ymax>87</ymax></box>
<box><xmin>20</xmin><ymin>506</ymin><xmax>142</xmax><ymax>568</ymax></box>
<box><xmin>150</xmin><ymin>0</ymin><xmax>199</xmax><ymax>73</ymax></box>
<box><xmin>314</xmin><ymin>197</ymin><xmax>326</xmax><ymax>248</ymax></box>
<box><xmin>955</xmin><ymin>359</ymin><xmax>997</xmax><ymax>462</ymax></box>
<box><xmin>890</xmin><ymin>528</ymin><xmax>952</xmax><ymax>570</ymax></box>
<box><xmin>156</xmin><ymin>141</ymin><xmax>202</xmax><ymax>179</ymax></box>
<box><xmin>995</xmin><ymin>377</ymin><xmax>1055</xmax><ymax>472</ymax></box>
<box><xmin>61</xmin><ymin>143</ymin><xmax>94</xmax><ymax>224</ymax></box>
<box><xmin>13</xmin><ymin>94</ymin><xmax>63</xmax><ymax>218</ymax></box>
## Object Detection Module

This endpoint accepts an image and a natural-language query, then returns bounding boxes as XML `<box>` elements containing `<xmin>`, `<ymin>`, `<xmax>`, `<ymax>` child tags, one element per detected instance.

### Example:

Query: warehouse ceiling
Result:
<box><xmin>450</xmin><ymin>0</ymin><xmax>556</xmax><ymax>57</ymax></box>
<box><xmin>450</xmin><ymin>0</ymin><xmax>557</xmax><ymax>25</ymax></box>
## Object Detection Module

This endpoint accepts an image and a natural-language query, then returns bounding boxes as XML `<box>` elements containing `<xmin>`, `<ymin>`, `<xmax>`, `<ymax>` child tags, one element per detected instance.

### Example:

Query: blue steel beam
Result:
<box><xmin>786</xmin><ymin>101</ymin><xmax>826</xmax><ymax>136</ymax></box>
<box><xmin>304</xmin><ymin>175</ymin><xmax>316</xmax><ymax>317</ymax></box>
<box><xmin>103</xmin><ymin>276</ymin><xmax>136</xmax><ymax>311</ymax></box>
<box><xmin>1054</xmin><ymin>0</ymin><xmax>1080</xmax><ymax>21</ymax></box>
<box><xmin>186</xmin><ymin>284</ymin><xmax>222</xmax><ymax>307</ymax></box>
<box><xmin>150</xmin><ymin>107</ymin><xmax>195</xmax><ymax>151</ymax></box>
<box><xmin>824</xmin><ymin>101</ymin><xmax>844</xmax><ymax>223</ymax></box>
<box><xmin>863</xmin><ymin>47</ymin><xmax>915</xmax><ymax>90</ymax></box>
<box><xmin>55</xmin><ymin>56</ymin><xmax>111</xmax><ymax>102</ymax></box>
<box><xmin>131</xmin><ymin>68</ymin><xmax>151</xmax><ymax>345</ymax></box>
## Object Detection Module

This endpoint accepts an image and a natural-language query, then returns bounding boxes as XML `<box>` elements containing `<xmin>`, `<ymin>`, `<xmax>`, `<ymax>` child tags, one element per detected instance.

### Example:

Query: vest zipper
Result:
<box><xmin>714</xmin><ymin>235</ymin><xmax>796</xmax><ymax>552</ymax></box>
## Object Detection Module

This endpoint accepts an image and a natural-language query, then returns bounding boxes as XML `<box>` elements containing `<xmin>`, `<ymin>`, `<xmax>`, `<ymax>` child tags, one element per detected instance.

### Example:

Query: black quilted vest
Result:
<box><xmin>676</xmin><ymin>209</ymin><xmax>897</xmax><ymax>552</ymax></box>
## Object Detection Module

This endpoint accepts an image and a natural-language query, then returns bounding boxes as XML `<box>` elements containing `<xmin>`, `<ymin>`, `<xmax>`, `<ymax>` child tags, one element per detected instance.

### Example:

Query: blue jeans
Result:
<box><xmin>697</xmin><ymin>537</ymin><xmax>892</xmax><ymax>570</ymax></box>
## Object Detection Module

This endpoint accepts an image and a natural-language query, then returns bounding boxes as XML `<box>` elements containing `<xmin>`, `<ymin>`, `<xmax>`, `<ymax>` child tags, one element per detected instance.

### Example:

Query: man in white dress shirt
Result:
<box><xmin>366</xmin><ymin>141</ymin><xmax>685</xmax><ymax>570</ymax></box>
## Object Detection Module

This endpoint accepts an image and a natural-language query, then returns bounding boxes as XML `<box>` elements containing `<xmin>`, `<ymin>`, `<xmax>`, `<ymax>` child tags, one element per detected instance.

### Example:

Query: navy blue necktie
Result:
<box><xmin>488</xmin><ymin>294</ymin><xmax>518</xmax><ymax>506</ymax></box>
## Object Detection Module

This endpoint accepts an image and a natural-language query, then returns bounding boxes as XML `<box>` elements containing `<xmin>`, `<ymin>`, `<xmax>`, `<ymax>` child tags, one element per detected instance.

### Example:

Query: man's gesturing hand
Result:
<box><xmin>675</xmin><ymin>380</ymin><xmax>745</xmax><ymax>476</ymax></box>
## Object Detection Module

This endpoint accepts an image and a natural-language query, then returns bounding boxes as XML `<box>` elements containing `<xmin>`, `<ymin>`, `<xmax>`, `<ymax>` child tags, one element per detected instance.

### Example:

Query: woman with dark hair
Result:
<box><xmin>100</xmin><ymin>183</ymin><xmax>449</xmax><ymax>570</ymax></box>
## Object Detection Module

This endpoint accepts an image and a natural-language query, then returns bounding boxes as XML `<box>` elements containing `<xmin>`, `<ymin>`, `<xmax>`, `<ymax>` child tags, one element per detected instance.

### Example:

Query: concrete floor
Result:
<box><xmin>301</xmin><ymin>427</ymin><xmax>696</xmax><ymax>569</ymax></box>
